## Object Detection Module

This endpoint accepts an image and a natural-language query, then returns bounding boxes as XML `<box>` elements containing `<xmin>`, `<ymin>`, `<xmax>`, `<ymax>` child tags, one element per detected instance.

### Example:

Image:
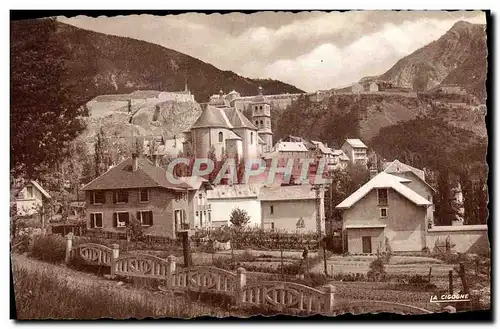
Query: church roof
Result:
<box><xmin>189</xmin><ymin>105</ymin><xmax>234</xmax><ymax>129</ymax></box>
<box><xmin>251</xmin><ymin>86</ymin><xmax>269</xmax><ymax>104</ymax></box>
<box><xmin>222</xmin><ymin>108</ymin><xmax>258</xmax><ymax>130</ymax></box>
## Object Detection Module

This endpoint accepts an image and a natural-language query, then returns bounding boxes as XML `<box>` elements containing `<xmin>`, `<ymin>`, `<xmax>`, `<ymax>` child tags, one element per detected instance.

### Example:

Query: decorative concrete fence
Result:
<box><xmin>65</xmin><ymin>234</ymin><xmax>432</xmax><ymax>315</ymax></box>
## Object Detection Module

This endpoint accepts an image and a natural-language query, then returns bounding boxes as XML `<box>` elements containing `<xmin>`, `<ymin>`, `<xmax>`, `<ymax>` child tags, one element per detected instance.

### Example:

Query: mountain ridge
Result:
<box><xmin>354</xmin><ymin>21</ymin><xmax>487</xmax><ymax>101</ymax></box>
<box><xmin>12</xmin><ymin>18</ymin><xmax>304</xmax><ymax>106</ymax></box>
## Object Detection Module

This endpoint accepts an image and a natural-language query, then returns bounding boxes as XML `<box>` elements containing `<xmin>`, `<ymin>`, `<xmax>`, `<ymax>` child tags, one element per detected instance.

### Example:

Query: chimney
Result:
<box><xmin>258</xmin><ymin>85</ymin><xmax>263</xmax><ymax>95</ymax></box>
<box><xmin>132</xmin><ymin>153</ymin><xmax>139</xmax><ymax>172</ymax></box>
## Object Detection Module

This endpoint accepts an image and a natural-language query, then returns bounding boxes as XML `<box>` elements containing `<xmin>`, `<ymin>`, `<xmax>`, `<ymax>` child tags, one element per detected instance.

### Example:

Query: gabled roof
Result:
<box><xmin>336</xmin><ymin>172</ymin><xmax>431</xmax><ymax>209</ymax></box>
<box><xmin>259</xmin><ymin>184</ymin><xmax>316</xmax><ymax>201</ymax></box>
<box><xmin>383</xmin><ymin>159</ymin><xmax>424</xmax><ymax>181</ymax></box>
<box><xmin>207</xmin><ymin>184</ymin><xmax>260</xmax><ymax>200</ymax></box>
<box><xmin>82</xmin><ymin>157</ymin><xmax>193</xmax><ymax>191</ymax></box>
<box><xmin>343</xmin><ymin>139</ymin><xmax>368</xmax><ymax>148</ymax></box>
<box><xmin>275</xmin><ymin>142</ymin><xmax>309</xmax><ymax>152</ymax></box>
<box><xmin>177</xmin><ymin>176</ymin><xmax>213</xmax><ymax>191</ymax></box>
<box><xmin>311</xmin><ymin>141</ymin><xmax>334</xmax><ymax>155</ymax></box>
<box><xmin>222</xmin><ymin>108</ymin><xmax>258</xmax><ymax>130</ymax></box>
<box><xmin>383</xmin><ymin>159</ymin><xmax>436</xmax><ymax>193</ymax></box>
<box><xmin>29</xmin><ymin>181</ymin><xmax>51</xmax><ymax>199</ymax></box>
<box><xmin>190</xmin><ymin>105</ymin><xmax>234</xmax><ymax>129</ymax></box>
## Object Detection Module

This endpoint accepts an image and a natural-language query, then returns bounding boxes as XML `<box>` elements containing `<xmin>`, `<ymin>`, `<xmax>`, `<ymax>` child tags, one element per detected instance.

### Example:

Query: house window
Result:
<box><xmin>92</xmin><ymin>191</ymin><xmax>105</xmax><ymax>205</ymax></box>
<box><xmin>138</xmin><ymin>210</ymin><xmax>153</xmax><ymax>226</ymax></box>
<box><xmin>377</xmin><ymin>188</ymin><xmax>388</xmax><ymax>205</ymax></box>
<box><xmin>218</xmin><ymin>132</ymin><xmax>223</xmax><ymax>142</ymax></box>
<box><xmin>113</xmin><ymin>212</ymin><xmax>129</xmax><ymax>227</ymax></box>
<box><xmin>270</xmin><ymin>205</ymin><xmax>274</xmax><ymax>215</ymax></box>
<box><xmin>208</xmin><ymin>211</ymin><xmax>211</xmax><ymax>222</ymax></box>
<box><xmin>251</xmin><ymin>132</ymin><xmax>254</xmax><ymax>144</ymax></box>
<box><xmin>271</xmin><ymin>222</ymin><xmax>275</xmax><ymax>231</ymax></box>
<box><xmin>90</xmin><ymin>213</ymin><xmax>103</xmax><ymax>228</ymax></box>
<box><xmin>380</xmin><ymin>208</ymin><xmax>388</xmax><ymax>218</ymax></box>
<box><xmin>26</xmin><ymin>186</ymin><xmax>33</xmax><ymax>198</ymax></box>
<box><xmin>114</xmin><ymin>190</ymin><xmax>128</xmax><ymax>204</ymax></box>
<box><xmin>140</xmin><ymin>189</ymin><xmax>149</xmax><ymax>202</ymax></box>
<box><xmin>174</xmin><ymin>209</ymin><xmax>188</xmax><ymax>230</ymax></box>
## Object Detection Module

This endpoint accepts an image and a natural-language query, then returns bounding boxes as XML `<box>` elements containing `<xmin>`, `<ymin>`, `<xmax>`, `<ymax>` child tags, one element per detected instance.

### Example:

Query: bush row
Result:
<box><xmin>191</xmin><ymin>227</ymin><xmax>321</xmax><ymax>251</ymax></box>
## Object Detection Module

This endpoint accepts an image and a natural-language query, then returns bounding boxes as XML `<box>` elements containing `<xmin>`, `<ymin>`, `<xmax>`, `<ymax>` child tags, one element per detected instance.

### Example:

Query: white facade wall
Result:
<box><xmin>209</xmin><ymin>198</ymin><xmax>261</xmax><ymax>228</ymax></box>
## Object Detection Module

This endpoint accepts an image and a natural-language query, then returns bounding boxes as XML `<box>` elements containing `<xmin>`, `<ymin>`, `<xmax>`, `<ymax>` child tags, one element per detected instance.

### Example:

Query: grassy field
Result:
<box><xmin>12</xmin><ymin>254</ymin><xmax>234</xmax><ymax>319</ymax></box>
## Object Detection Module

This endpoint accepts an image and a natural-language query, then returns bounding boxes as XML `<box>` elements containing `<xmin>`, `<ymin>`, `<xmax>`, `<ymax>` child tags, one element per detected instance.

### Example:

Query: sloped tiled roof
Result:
<box><xmin>311</xmin><ymin>141</ymin><xmax>334</xmax><ymax>155</ymax></box>
<box><xmin>336</xmin><ymin>172</ymin><xmax>431</xmax><ymax>209</ymax></box>
<box><xmin>82</xmin><ymin>157</ymin><xmax>193</xmax><ymax>191</ymax></box>
<box><xmin>190</xmin><ymin>105</ymin><xmax>234</xmax><ymax>129</ymax></box>
<box><xmin>275</xmin><ymin>142</ymin><xmax>309</xmax><ymax>152</ymax></box>
<box><xmin>383</xmin><ymin>159</ymin><xmax>425</xmax><ymax>181</ymax></box>
<box><xmin>30</xmin><ymin>181</ymin><xmax>51</xmax><ymax>199</ymax></box>
<box><xmin>344</xmin><ymin>139</ymin><xmax>368</xmax><ymax>148</ymax></box>
<box><xmin>383</xmin><ymin>159</ymin><xmax>436</xmax><ymax>192</ymax></box>
<box><xmin>222</xmin><ymin>108</ymin><xmax>258</xmax><ymax>130</ymax></box>
<box><xmin>259</xmin><ymin>184</ymin><xmax>316</xmax><ymax>201</ymax></box>
<box><xmin>207</xmin><ymin>184</ymin><xmax>261</xmax><ymax>200</ymax></box>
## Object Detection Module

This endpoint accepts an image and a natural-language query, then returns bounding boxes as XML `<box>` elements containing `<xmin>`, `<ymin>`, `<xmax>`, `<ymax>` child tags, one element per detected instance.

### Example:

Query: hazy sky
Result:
<box><xmin>58</xmin><ymin>11</ymin><xmax>486</xmax><ymax>92</ymax></box>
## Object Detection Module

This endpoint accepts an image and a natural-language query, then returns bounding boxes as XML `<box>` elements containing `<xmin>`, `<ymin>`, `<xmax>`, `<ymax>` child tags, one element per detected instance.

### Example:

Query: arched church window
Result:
<box><xmin>260</xmin><ymin>120</ymin><xmax>263</xmax><ymax>125</ymax></box>
<box><xmin>251</xmin><ymin>132</ymin><xmax>254</xmax><ymax>144</ymax></box>
<box><xmin>255</xmin><ymin>121</ymin><xmax>259</xmax><ymax>126</ymax></box>
<box><xmin>218</xmin><ymin>132</ymin><xmax>223</xmax><ymax>143</ymax></box>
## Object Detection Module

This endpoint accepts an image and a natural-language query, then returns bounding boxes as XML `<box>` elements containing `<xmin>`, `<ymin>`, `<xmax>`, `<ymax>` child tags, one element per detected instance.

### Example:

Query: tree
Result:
<box><xmin>126</xmin><ymin>216</ymin><xmax>145</xmax><ymax>250</ymax></box>
<box><xmin>229</xmin><ymin>208</ymin><xmax>250</xmax><ymax>227</ymax></box>
<box><xmin>11</xmin><ymin>18</ymin><xmax>88</xmax><ymax>180</ymax></box>
<box><xmin>94</xmin><ymin>128</ymin><xmax>109</xmax><ymax>178</ymax></box>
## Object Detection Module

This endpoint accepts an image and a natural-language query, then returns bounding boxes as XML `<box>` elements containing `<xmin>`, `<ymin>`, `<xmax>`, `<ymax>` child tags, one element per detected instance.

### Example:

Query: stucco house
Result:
<box><xmin>260</xmin><ymin>183</ymin><xmax>325</xmax><ymax>234</ymax></box>
<box><xmin>336</xmin><ymin>172</ymin><xmax>432</xmax><ymax>254</ymax></box>
<box><xmin>383</xmin><ymin>159</ymin><xmax>435</xmax><ymax>225</ymax></box>
<box><xmin>16</xmin><ymin>181</ymin><xmax>51</xmax><ymax>216</ymax></box>
<box><xmin>81</xmin><ymin>154</ymin><xmax>211</xmax><ymax>238</ymax></box>
<box><xmin>341</xmin><ymin>139</ymin><xmax>368</xmax><ymax>167</ymax></box>
<box><xmin>207</xmin><ymin>184</ymin><xmax>262</xmax><ymax>228</ymax></box>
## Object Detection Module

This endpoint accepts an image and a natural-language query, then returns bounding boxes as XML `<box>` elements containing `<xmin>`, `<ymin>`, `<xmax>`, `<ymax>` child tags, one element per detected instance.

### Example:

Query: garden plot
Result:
<box><xmin>312</xmin><ymin>255</ymin><xmax>454</xmax><ymax>277</ymax></box>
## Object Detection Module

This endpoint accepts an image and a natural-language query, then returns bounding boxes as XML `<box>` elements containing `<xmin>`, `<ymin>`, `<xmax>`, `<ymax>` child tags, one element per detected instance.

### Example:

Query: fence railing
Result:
<box><xmin>64</xmin><ymin>233</ymin><xmax>434</xmax><ymax>315</ymax></box>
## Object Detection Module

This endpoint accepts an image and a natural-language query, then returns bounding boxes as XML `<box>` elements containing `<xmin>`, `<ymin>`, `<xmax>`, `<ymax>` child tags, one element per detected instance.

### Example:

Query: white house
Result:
<box><xmin>16</xmin><ymin>181</ymin><xmax>51</xmax><ymax>216</ymax></box>
<box><xmin>207</xmin><ymin>184</ymin><xmax>262</xmax><ymax>228</ymax></box>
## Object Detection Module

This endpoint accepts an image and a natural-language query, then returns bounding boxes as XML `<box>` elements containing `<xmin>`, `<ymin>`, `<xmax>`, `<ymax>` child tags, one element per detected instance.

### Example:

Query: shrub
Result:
<box><xmin>367</xmin><ymin>257</ymin><xmax>386</xmax><ymax>282</ymax></box>
<box><xmin>30</xmin><ymin>234</ymin><xmax>66</xmax><ymax>263</ymax></box>
<box><xmin>229</xmin><ymin>208</ymin><xmax>251</xmax><ymax>227</ymax></box>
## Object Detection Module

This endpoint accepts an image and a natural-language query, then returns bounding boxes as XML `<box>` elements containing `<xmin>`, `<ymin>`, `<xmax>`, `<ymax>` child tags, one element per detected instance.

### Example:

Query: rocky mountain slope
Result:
<box><xmin>11</xmin><ymin>18</ymin><xmax>303</xmax><ymax>107</ymax></box>
<box><xmin>377</xmin><ymin>21</ymin><xmax>487</xmax><ymax>101</ymax></box>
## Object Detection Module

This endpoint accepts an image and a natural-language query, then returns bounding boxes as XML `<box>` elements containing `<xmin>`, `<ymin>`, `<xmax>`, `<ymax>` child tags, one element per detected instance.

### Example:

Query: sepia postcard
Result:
<box><xmin>10</xmin><ymin>10</ymin><xmax>490</xmax><ymax>320</ymax></box>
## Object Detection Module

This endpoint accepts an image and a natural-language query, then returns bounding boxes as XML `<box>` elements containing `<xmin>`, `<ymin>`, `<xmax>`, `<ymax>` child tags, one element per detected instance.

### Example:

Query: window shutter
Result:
<box><xmin>90</xmin><ymin>214</ymin><xmax>95</xmax><ymax>228</ymax></box>
<box><xmin>125</xmin><ymin>212</ymin><xmax>130</xmax><ymax>225</ymax></box>
<box><xmin>88</xmin><ymin>192</ymin><xmax>93</xmax><ymax>204</ymax></box>
<box><xmin>137</xmin><ymin>211</ymin><xmax>141</xmax><ymax>224</ymax></box>
<box><xmin>150</xmin><ymin>211</ymin><xmax>154</xmax><ymax>226</ymax></box>
<box><xmin>113</xmin><ymin>191</ymin><xmax>117</xmax><ymax>204</ymax></box>
<box><xmin>113</xmin><ymin>213</ymin><xmax>117</xmax><ymax>227</ymax></box>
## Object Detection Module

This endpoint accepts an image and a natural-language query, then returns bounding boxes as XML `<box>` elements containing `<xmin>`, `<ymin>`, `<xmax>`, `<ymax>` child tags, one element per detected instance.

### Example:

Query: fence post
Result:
<box><xmin>65</xmin><ymin>232</ymin><xmax>74</xmax><ymax>264</ymax></box>
<box><xmin>110</xmin><ymin>243</ymin><xmax>119</xmax><ymax>278</ymax></box>
<box><xmin>167</xmin><ymin>255</ymin><xmax>177</xmax><ymax>290</ymax></box>
<box><xmin>448</xmin><ymin>270</ymin><xmax>453</xmax><ymax>294</ymax></box>
<box><xmin>322</xmin><ymin>284</ymin><xmax>336</xmax><ymax>314</ymax></box>
<box><xmin>235</xmin><ymin>267</ymin><xmax>247</xmax><ymax>307</ymax></box>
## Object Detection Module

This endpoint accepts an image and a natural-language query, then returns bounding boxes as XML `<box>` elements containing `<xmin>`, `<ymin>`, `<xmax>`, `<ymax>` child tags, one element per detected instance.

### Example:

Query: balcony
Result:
<box><xmin>197</xmin><ymin>204</ymin><xmax>211</xmax><ymax>211</ymax></box>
